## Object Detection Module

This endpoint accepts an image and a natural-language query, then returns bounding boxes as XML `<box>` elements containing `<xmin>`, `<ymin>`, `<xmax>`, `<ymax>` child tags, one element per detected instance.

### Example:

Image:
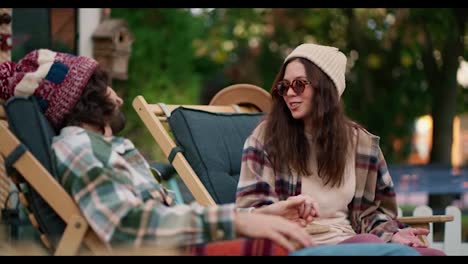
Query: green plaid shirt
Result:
<box><xmin>51</xmin><ymin>126</ymin><xmax>236</xmax><ymax>248</ymax></box>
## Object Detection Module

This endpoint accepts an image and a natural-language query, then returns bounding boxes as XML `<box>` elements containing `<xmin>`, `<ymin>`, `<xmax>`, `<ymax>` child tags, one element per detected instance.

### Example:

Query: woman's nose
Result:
<box><xmin>285</xmin><ymin>85</ymin><xmax>297</xmax><ymax>96</ymax></box>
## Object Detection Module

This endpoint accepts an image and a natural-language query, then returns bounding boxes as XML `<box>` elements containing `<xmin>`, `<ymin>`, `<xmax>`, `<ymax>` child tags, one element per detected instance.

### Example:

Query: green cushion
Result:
<box><xmin>168</xmin><ymin>107</ymin><xmax>264</xmax><ymax>204</ymax></box>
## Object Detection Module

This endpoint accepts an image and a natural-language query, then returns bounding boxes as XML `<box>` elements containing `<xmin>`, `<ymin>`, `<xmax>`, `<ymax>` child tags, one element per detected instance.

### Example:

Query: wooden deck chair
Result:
<box><xmin>133</xmin><ymin>84</ymin><xmax>270</xmax><ymax>206</ymax></box>
<box><xmin>133</xmin><ymin>84</ymin><xmax>454</xmax><ymax>243</ymax></box>
<box><xmin>0</xmin><ymin>96</ymin><xmax>180</xmax><ymax>256</ymax></box>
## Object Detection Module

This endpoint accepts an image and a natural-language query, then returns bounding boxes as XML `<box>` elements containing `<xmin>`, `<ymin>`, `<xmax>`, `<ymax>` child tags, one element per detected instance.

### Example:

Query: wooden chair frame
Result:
<box><xmin>0</xmin><ymin>101</ymin><xmax>179</xmax><ymax>256</ymax></box>
<box><xmin>0</xmin><ymin>104</ymin><xmax>108</xmax><ymax>255</ymax></box>
<box><xmin>133</xmin><ymin>84</ymin><xmax>271</xmax><ymax>206</ymax></box>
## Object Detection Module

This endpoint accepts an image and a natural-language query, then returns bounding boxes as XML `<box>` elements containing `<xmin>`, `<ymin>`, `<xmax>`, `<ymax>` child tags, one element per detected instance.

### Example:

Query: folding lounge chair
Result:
<box><xmin>0</xmin><ymin>96</ymin><xmax>114</xmax><ymax>255</ymax></box>
<box><xmin>133</xmin><ymin>84</ymin><xmax>454</xmax><ymax>243</ymax></box>
<box><xmin>143</xmin><ymin>83</ymin><xmax>273</xmax><ymax>205</ymax></box>
<box><xmin>0</xmin><ymin>96</ymin><xmax>184</xmax><ymax>256</ymax></box>
<box><xmin>133</xmin><ymin>84</ymin><xmax>271</xmax><ymax>206</ymax></box>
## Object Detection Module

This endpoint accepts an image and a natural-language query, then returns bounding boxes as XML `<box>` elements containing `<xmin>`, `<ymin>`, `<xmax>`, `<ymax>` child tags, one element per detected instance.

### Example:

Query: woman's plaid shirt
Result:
<box><xmin>236</xmin><ymin>123</ymin><xmax>407</xmax><ymax>242</ymax></box>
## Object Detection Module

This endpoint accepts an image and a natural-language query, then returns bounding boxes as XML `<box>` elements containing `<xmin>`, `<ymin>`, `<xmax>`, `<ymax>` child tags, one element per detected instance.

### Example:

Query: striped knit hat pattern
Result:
<box><xmin>284</xmin><ymin>43</ymin><xmax>347</xmax><ymax>97</ymax></box>
<box><xmin>0</xmin><ymin>49</ymin><xmax>98</xmax><ymax>128</ymax></box>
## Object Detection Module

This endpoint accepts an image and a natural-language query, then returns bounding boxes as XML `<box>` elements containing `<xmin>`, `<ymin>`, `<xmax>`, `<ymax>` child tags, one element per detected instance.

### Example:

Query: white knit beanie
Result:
<box><xmin>284</xmin><ymin>43</ymin><xmax>347</xmax><ymax>97</ymax></box>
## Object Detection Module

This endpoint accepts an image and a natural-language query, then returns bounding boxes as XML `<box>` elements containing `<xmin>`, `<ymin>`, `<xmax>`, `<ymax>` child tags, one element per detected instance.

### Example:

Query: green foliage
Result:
<box><xmin>110</xmin><ymin>8</ymin><xmax>466</xmax><ymax>164</ymax></box>
<box><xmin>111</xmin><ymin>9</ymin><xmax>205</xmax><ymax>160</ymax></box>
<box><xmin>463</xmin><ymin>214</ymin><xmax>468</xmax><ymax>242</ymax></box>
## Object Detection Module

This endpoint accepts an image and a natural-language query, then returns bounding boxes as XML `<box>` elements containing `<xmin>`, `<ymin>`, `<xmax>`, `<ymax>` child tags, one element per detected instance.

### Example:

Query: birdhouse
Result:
<box><xmin>92</xmin><ymin>19</ymin><xmax>133</xmax><ymax>80</ymax></box>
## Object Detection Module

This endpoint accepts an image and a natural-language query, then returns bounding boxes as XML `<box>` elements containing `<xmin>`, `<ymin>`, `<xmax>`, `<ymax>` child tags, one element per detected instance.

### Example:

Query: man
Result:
<box><xmin>0</xmin><ymin>49</ymin><xmax>419</xmax><ymax>256</ymax></box>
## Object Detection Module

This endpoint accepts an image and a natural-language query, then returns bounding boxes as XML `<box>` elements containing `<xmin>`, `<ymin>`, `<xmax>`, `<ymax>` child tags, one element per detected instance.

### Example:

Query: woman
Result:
<box><xmin>235</xmin><ymin>43</ymin><xmax>444</xmax><ymax>256</ymax></box>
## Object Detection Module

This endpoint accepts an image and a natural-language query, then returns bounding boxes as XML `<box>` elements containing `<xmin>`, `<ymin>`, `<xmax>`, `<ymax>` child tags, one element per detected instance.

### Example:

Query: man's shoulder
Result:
<box><xmin>53</xmin><ymin>126</ymin><xmax>91</xmax><ymax>143</ymax></box>
<box><xmin>52</xmin><ymin>126</ymin><xmax>101</xmax><ymax>153</ymax></box>
<box><xmin>52</xmin><ymin>126</ymin><xmax>137</xmax><ymax>160</ymax></box>
<box><xmin>52</xmin><ymin>126</ymin><xmax>117</xmax><ymax>165</ymax></box>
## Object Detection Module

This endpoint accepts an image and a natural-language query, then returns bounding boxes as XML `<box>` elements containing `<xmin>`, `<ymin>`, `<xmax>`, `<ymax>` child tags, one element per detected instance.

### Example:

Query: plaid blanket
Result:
<box><xmin>187</xmin><ymin>238</ymin><xmax>289</xmax><ymax>256</ymax></box>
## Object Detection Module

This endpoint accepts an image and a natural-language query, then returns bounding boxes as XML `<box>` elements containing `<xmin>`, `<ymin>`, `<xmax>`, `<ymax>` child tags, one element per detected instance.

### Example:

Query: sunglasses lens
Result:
<box><xmin>276</xmin><ymin>80</ymin><xmax>309</xmax><ymax>96</ymax></box>
<box><xmin>277</xmin><ymin>81</ymin><xmax>289</xmax><ymax>96</ymax></box>
<box><xmin>292</xmin><ymin>80</ymin><xmax>306</xmax><ymax>94</ymax></box>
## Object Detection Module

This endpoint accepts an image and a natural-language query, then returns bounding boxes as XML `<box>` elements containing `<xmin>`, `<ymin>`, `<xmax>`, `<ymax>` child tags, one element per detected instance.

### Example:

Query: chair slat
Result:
<box><xmin>398</xmin><ymin>215</ymin><xmax>454</xmax><ymax>224</ymax></box>
<box><xmin>147</xmin><ymin>104</ymin><xmax>258</xmax><ymax>117</ymax></box>
<box><xmin>0</xmin><ymin>107</ymin><xmax>5</xmax><ymax>120</ymax></box>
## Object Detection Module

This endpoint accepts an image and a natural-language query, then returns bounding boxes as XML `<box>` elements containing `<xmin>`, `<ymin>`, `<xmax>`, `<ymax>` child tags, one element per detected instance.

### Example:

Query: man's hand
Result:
<box><xmin>254</xmin><ymin>195</ymin><xmax>320</xmax><ymax>226</ymax></box>
<box><xmin>235</xmin><ymin>212</ymin><xmax>314</xmax><ymax>251</ymax></box>
<box><xmin>391</xmin><ymin>227</ymin><xmax>429</xmax><ymax>248</ymax></box>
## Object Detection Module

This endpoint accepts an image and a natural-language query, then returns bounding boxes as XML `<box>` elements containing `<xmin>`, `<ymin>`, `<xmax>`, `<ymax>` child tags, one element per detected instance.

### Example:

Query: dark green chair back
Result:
<box><xmin>4</xmin><ymin>96</ymin><xmax>65</xmax><ymax>246</ymax></box>
<box><xmin>168</xmin><ymin>107</ymin><xmax>264</xmax><ymax>204</ymax></box>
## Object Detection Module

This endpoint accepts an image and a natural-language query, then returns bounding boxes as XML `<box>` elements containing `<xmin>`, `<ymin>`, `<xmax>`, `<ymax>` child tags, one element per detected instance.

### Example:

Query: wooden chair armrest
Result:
<box><xmin>304</xmin><ymin>223</ymin><xmax>330</xmax><ymax>234</ymax></box>
<box><xmin>396</xmin><ymin>215</ymin><xmax>453</xmax><ymax>246</ymax></box>
<box><xmin>397</xmin><ymin>215</ymin><xmax>454</xmax><ymax>224</ymax></box>
<box><xmin>397</xmin><ymin>215</ymin><xmax>454</xmax><ymax>232</ymax></box>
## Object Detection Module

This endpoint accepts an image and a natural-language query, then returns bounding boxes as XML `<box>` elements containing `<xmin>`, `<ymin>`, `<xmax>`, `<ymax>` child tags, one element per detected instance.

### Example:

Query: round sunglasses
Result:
<box><xmin>276</xmin><ymin>79</ymin><xmax>311</xmax><ymax>96</ymax></box>
<box><xmin>275</xmin><ymin>79</ymin><xmax>312</xmax><ymax>96</ymax></box>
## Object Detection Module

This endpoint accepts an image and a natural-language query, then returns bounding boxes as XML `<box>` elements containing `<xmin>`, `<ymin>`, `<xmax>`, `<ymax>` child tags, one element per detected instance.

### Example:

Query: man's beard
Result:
<box><xmin>109</xmin><ymin>109</ymin><xmax>126</xmax><ymax>135</ymax></box>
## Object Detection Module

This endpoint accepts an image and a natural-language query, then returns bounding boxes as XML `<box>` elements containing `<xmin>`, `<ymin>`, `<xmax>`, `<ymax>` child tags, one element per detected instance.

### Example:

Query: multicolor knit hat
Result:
<box><xmin>0</xmin><ymin>49</ymin><xmax>98</xmax><ymax>128</ymax></box>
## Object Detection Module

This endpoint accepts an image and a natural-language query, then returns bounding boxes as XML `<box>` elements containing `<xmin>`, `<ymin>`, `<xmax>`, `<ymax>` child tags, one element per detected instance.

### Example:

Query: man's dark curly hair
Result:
<box><xmin>59</xmin><ymin>66</ymin><xmax>116</xmax><ymax>133</ymax></box>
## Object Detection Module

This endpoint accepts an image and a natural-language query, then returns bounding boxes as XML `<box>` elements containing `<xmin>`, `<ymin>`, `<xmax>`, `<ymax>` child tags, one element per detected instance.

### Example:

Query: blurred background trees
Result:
<box><xmin>111</xmin><ymin>8</ymin><xmax>467</xmax><ymax>169</ymax></box>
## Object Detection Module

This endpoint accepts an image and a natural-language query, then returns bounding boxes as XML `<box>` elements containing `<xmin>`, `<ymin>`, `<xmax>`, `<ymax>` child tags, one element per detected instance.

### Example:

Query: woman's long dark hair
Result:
<box><xmin>59</xmin><ymin>66</ymin><xmax>116</xmax><ymax>133</ymax></box>
<box><xmin>264</xmin><ymin>58</ymin><xmax>356</xmax><ymax>187</ymax></box>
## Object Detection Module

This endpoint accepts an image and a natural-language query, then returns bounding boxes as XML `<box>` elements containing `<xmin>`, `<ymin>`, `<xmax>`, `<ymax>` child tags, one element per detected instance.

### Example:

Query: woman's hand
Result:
<box><xmin>254</xmin><ymin>195</ymin><xmax>320</xmax><ymax>226</ymax></box>
<box><xmin>391</xmin><ymin>228</ymin><xmax>430</xmax><ymax>248</ymax></box>
<box><xmin>235</xmin><ymin>212</ymin><xmax>314</xmax><ymax>251</ymax></box>
<box><xmin>291</xmin><ymin>195</ymin><xmax>320</xmax><ymax>223</ymax></box>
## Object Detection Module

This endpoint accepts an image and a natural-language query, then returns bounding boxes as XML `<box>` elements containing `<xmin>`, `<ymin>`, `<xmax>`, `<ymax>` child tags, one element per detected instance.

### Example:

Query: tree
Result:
<box><xmin>110</xmin><ymin>8</ymin><xmax>205</xmax><ymax>159</ymax></box>
<box><xmin>410</xmin><ymin>8</ymin><xmax>467</xmax><ymax>213</ymax></box>
<box><xmin>110</xmin><ymin>8</ymin><xmax>467</xmax><ymax>179</ymax></box>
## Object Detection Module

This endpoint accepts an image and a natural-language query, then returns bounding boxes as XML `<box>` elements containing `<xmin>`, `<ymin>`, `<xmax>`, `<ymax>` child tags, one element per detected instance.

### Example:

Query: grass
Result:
<box><xmin>400</xmin><ymin>205</ymin><xmax>417</xmax><ymax>216</ymax></box>
<box><xmin>462</xmin><ymin>214</ymin><xmax>468</xmax><ymax>242</ymax></box>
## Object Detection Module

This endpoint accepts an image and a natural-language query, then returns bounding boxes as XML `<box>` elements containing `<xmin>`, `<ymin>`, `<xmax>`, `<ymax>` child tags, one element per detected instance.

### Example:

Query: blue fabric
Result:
<box><xmin>45</xmin><ymin>61</ymin><xmax>69</xmax><ymax>84</ymax></box>
<box><xmin>289</xmin><ymin>243</ymin><xmax>421</xmax><ymax>256</ymax></box>
<box><xmin>389</xmin><ymin>164</ymin><xmax>468</xmax><ymax>194</ymax></box>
